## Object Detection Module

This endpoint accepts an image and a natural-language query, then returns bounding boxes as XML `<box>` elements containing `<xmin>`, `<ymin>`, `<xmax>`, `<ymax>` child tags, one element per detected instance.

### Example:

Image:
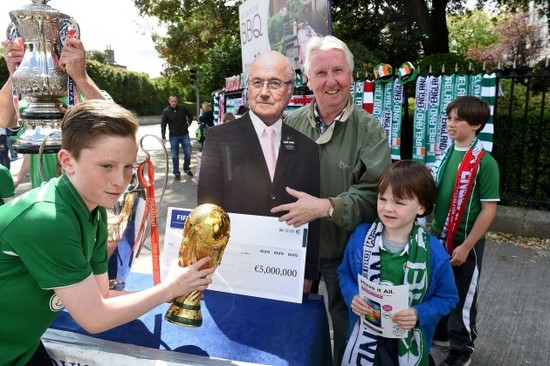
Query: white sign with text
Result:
<box><xmin>162</xmin><ymin>207</ymin><xmax>308</xmax><ymax>303</ymax></box>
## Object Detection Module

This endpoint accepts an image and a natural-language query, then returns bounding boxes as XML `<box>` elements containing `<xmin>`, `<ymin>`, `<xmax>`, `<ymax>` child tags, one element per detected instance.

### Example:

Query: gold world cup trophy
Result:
<box><xmin>165</xmin><ymin>203</ymin><xmax>230</xmax><ymax>327</ymax></box>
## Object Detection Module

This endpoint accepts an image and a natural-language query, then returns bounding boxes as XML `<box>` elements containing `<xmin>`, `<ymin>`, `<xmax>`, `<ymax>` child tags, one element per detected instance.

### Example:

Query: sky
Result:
<box><xmin>0</xmin><ymin>0</ymin><xmax>165</xmax><ymax>78</ymax></box>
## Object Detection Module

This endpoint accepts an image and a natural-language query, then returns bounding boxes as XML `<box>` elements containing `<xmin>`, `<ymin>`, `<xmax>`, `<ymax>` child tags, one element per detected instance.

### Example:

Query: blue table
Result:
<box><xmin>50</xmin><ymin>272</ymin><xmax>333</xmax><ymax>365</ymax></box>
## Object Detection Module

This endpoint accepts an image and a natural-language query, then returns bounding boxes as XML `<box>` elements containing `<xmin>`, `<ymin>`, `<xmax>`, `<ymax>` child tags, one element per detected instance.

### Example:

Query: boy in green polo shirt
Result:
<box><xmin>431</xmin><ymin>96</ymin><xmax>500</xmax><ymax>366</ymax></box>
<box><xmin>0</xmin><ymin>100</ymin><xmax>215</xmax><ymax>365</ymax></box>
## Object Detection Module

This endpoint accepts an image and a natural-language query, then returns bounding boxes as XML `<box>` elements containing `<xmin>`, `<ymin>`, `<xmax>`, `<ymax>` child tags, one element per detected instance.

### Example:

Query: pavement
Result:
<box><xmin>8</xmin><ymin>121</ymin><xmax>550</xmax><ymax>366</ymax></box>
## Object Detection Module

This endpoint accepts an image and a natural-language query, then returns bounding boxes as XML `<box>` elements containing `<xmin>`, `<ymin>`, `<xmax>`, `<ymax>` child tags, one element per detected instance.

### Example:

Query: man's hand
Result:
<box><xmin>271</xmin><ymin>187</ymin><xmax>331</xmax><ymax>227</ymax></box>
<box><xmin>59</xmin><ymin>38</ymin><xmax>87</xmax><ymax>83</ymax></box>
<box><xmin>1</xmin><ymin>39</ymin><xmax>24</xmax><ymax>75</ymax></box>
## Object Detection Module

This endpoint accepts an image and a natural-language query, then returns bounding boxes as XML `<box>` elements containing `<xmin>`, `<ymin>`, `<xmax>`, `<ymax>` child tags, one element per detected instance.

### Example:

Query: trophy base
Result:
<box><xmin>164</xmin><ymin>302</ymin><xmax>203</xmax><ymax>327</ymax></box>
<box><xmin>13</xmin><ymin>123</ymin><xmax>62</xmax><ymax>154</ymax></box>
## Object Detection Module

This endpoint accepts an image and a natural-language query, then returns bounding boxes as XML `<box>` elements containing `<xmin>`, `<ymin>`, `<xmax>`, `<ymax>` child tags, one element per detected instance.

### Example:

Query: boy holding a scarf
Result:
<box><xmin>431</xmin><ymin>96</ymin><xmax>500</xmax><ymax>366</ymax></box>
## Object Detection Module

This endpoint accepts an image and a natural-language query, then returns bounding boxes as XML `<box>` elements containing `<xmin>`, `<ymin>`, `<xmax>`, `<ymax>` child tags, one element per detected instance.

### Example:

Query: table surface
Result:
<box><xmin>50</xmin><ymin>272</ymin><xmax>333</xmax><ymax>366</ymax></box>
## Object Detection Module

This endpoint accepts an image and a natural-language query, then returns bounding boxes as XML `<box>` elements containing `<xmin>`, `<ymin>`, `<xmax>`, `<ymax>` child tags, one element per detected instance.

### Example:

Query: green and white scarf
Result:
<box><xmin>342</xmin><ymin>220</ymin><xmax>431</xmax><ymax>366</ymax></box>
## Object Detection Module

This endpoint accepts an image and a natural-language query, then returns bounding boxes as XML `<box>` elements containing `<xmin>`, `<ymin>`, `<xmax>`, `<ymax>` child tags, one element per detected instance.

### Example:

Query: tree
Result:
<box><xmin>494</xmin><ymin>0</ymin><xmax>550</xmax><ymax>30</ymax></box>
<box><xmin>331</xmin><ymin>0</ymin><xmax>472</xmax><ymax>58</ymax></box>
<box><xmin>86</xmin><ymin>50</ymin><xmax>109</xmax><ymax>64</ymax></box>
<box><xmin>467</xmin><ymin>12</ymin><xmax>546</xmax><ymax>68</ymax></box>
<box><xmin>134</xmin><ymin>0</ymin><xmax>242</xmax><ymax>99</ymax></box>
<box><xmin>447</xmin><ymin>10</ymin><xmax>499</xmax><ymax>55</ymax></box>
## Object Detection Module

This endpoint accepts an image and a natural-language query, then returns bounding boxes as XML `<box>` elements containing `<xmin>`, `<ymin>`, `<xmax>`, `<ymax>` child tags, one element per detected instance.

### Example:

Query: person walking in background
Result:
<box><xmin>271</xmin><ymin>35</ymin><xmax>391</xmax><ymax>365</ymax></box>
<box><xmin>222</xmin><ymin>112</ymin><xmax>236</xmax><ymax>123</ymax></box>
<box><xmin>0</xmin><ymin>128</ymin><xmax>10</xmax><ymax>169</ymax></box>
<box><xmin>338</xmin><ymin>160</ymin><xmax>458</xmax><ymax>366</ymax></box>
<box><xmin>197</xmin><ymin>51</ymin><xmax>322</xmax><ymax>295</ymax></box>
<box><xmin>161</xmin><ymin>95</ymin><xmax>194</xmax><ymax>180</ymax></box>
<box><xmin>234</xmin><ymin>105</ymin><xmax>249</xmax><ymax>119</ymax></box>
<box><xmin>198</xmin><ymin>101</ymin><xmax>214</xmax><ymax>151</ymax></box>
<box><xmin>431</xmin><ymin>96</ymin><xmax>500</xmax><ymax>366</ymax></box>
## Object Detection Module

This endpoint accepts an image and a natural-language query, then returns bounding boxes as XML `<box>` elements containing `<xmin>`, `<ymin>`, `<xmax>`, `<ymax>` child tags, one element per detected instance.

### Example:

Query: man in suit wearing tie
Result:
<box><xmin>197</xmin><ymin>51</ymin><xmax>320</xmax><ymax>293</ymax></box>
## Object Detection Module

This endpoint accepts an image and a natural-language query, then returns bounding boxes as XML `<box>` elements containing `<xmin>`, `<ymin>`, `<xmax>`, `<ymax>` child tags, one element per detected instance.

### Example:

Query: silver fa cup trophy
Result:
<box><xmin>7</xmin><ymin>0</ymin><xmax>80</xmax><ymax>153</ymax></box>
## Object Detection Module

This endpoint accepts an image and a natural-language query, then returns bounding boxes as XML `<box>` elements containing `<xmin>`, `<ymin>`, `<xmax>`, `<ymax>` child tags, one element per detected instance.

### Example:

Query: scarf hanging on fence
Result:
<box><xmin>468</xmin><ymin>73</ymin><xmax>483</xmax><ymax>97</ymax></box>
<box><xmin>342</xmin><ymin>220</ymin><xmax>431</xmax><ymax>366</ymax></box>
<box><xmin>354</xmin><ymin>81</ymin><xmax>365</xmax><ymax>108</ymax></box>
<box><xmin>480</xmin><ymin>73</ymin><xmax>496</xmax><ymax>152</ymax></box>
<box><xmin>372</xmin><ymin>78</ymin><xmax>385</xmax><ymax>125</ymax></box>
<box><xmin>412</xmin><ymin>76</ymin><xmax>428</xmax><ymax>163</ymax></box>
<box><xmin>432</xmin><ymin>138</ymin><xmax>485</xmax><ymax>252</ymax></box>
<box><xmin>212</xmin><ymin>91</ymin><xmax>220</xmax><ymax>124</ymax></box>
<box><xmin>363</xmin><ymin>80</ymin><xmax>375</xmax><ymax>114</ymax></box>
<box><xmin>454</xmin><ymin>74</ymin><xmax>469</xmax><ymax>98</ymax></box>
<box><xmin>391</xmin><ymin>78</ymin><xmax>403</xmax><ymax>160</ymax></box>
<box><xmin>218</xmin><ymin>91</ymin><xmax>225</xmax><ymax>124</ymax></box>
<box><xmin>382</xmin><ymin>78</ymin><xmax>395</xmax><ymax>149</ymax></box>
<box><xmin>436</xmin><ymin>75</ymin><xmax>456</xmax><ymax>157</ymax></box>
<box><xmin>426</xmin><ymin>76</ymin><xmax>441</xmax><ymax>167</ymax></box>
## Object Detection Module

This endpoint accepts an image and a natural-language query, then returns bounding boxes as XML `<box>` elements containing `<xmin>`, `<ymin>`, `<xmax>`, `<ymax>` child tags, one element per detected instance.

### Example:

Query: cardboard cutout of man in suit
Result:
<box><xmin>197</xmin><ymin>51</ymin><xmax>320</xmax><ymax>293</ymax></box>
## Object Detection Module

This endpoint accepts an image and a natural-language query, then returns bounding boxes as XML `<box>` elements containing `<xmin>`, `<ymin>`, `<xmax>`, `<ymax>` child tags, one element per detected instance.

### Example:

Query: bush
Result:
<box><xmin>0</xmin><ymin>57</ymin><xmax>187</xmax><ymax>117</ymax></box>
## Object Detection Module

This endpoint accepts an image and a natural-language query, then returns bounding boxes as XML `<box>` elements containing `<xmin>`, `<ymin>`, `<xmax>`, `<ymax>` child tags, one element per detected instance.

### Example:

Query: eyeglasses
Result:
<box><xmin>249</xmin><ymin>79</ymin><xmax>294</xmax><ymax>91</ymax></box>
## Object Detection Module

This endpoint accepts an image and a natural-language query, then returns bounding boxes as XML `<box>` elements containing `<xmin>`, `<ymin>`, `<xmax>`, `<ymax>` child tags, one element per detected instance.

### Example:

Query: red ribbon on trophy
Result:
<box><xmin>63</xmin><ymin>26</ymin><xmax>79</xmax><ymax>108</ymax></box>
<box><xmin>133</xmin><ymin>157</ymin><xmax>162</xmax><ymax>285</ymax></box>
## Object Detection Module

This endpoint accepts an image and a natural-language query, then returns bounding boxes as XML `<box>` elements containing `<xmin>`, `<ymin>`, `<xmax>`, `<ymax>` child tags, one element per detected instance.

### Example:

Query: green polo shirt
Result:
<box><xmin>431</xmin><ymin>147</ymin><xmax>500</xmax><ymax>242</ymax></box>
<box><xmin>0</xmin><ymin>174</ymin><xmax>108</xmax><ymax>365</ymax></box>
<box><xmin>0</xmin><ymin>164</ymin><xmax>15</xmax><ymax>205</ymax></box>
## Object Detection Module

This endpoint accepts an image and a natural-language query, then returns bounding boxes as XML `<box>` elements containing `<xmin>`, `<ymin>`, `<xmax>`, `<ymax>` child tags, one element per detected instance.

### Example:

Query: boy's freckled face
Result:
<box><xmin>67</xmin><ymin>135</ymin><xmax>138</xmax><ymax>211</ymax></box>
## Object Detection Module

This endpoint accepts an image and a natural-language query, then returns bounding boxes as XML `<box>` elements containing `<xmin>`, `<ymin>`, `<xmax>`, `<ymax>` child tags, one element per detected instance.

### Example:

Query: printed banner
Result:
<box><xmin>239</xmin><ymin>0</ymin><xmax>331</xmax><ymax>74</ymax></box>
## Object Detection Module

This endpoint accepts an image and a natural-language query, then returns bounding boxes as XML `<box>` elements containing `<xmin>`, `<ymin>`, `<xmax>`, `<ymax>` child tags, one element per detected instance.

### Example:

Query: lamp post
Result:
<box><xmin>190</xmin><ymin>68</ymin><xmax>199</xmax><ymax>118</ymax></box>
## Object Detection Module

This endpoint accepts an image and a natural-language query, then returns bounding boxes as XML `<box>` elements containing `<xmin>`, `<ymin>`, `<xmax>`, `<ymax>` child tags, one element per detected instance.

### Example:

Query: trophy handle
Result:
<box><xmin>38</xmin><ymin>131</ymin><xmax>61</xmax><ymax>182</ymax></box>
<box><xmin>60</xmin><ymin>17</ymin><xmax>80</xmax><ymax>47</ymax></box>
<box><xmin>6</xmin><ymin>22</ymin><xmax>20</xmax><ymax>42</ymax></box>
<box><xmin>138</xmin><ymin>134</ymin><xmax>169</xmax><ymax>207</ymax></box>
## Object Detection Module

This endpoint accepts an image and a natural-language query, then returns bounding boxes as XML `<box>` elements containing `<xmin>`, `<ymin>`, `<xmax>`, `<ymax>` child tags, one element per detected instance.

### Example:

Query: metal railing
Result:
<box><xmin>492</xmin><ymin>67</ymin><xmax>550</xmax><ymax>209</ymax></box>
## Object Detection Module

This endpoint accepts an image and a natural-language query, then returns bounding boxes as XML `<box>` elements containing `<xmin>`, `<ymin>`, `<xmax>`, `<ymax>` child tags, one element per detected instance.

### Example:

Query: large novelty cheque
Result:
<box><xmin>162</xmin><ymin>207</ymin><xmax>308</xmax><ymax>303</ymax></box>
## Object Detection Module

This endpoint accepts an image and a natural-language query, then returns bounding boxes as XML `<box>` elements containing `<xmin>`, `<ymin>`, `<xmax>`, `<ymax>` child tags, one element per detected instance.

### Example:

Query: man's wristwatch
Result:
<box><xmin>327</xmin><ymin>197</ymin><xmax>335</xmax><ymax>218</ymax></box>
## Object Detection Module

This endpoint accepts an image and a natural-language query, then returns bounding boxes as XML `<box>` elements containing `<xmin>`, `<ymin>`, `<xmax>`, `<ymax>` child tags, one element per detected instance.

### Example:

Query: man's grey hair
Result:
<box><xmin>303</xmin><ymin>35</ymin><xmax>354</xmax><ymax>76</ymax></box>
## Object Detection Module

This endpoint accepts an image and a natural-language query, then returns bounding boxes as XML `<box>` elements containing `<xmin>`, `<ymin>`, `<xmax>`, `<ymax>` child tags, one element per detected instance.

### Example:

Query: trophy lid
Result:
<box><xmin>9</xmin><ymin>0</ymin><xmax>70</xmax><ymax>21</ymax></box>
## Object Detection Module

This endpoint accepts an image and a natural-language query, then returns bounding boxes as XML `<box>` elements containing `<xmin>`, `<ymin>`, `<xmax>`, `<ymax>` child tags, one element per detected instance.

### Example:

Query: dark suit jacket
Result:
<box><xmin>197</xmin><ymin>114</ymin><xmax>321</xmax><ymax>279</ymax></box>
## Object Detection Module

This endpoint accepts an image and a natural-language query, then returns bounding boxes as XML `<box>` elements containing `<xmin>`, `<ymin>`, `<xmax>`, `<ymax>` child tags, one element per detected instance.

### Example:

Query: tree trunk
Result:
<box><xmin>405</xmin><ymin>0</ymin><xmax>450</xmax><ymax>55</ymax></box>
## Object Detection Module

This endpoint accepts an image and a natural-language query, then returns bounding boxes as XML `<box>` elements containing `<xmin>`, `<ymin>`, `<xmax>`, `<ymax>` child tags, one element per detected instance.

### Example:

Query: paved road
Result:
<box><xmin>10</xmin><ymin>123</ymin><xmax>550</xmax><ymax>366</ymax></box>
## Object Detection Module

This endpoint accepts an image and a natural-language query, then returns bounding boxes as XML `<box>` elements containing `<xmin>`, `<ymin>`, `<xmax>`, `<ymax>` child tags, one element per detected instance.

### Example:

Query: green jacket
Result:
<box><xmin>285</xmin><ymin>97</ymin><xmax>391</xmax><ymax>259</ymax></box>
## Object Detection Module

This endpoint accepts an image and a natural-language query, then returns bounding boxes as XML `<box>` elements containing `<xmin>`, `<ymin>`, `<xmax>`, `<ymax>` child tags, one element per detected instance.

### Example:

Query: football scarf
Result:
<box><xmin>432</xmin><ymin>138</ymin><xmax>485</xmax><ymax>252</ymax></box>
